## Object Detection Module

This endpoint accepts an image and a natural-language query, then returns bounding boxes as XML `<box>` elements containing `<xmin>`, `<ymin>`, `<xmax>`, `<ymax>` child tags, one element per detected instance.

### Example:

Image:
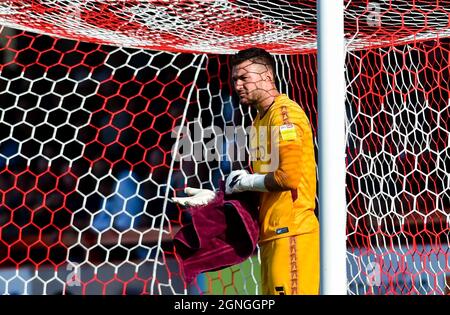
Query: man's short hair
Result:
<box><xmin>231</xmin><ymin>48</ymin><xmax>276</xmax><ymax>74</ymax></box>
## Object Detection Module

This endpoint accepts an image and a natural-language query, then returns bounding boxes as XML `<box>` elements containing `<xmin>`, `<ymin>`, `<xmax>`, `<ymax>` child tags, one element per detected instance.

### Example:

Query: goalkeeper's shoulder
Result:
<box><xmin>269</xmin><ymin>98</ymin><xmax>310</xmax><ymax>130</ymax></box>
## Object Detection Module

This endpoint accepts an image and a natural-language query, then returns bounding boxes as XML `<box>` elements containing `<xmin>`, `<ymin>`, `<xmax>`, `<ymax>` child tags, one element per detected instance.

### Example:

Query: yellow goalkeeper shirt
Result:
<box><xmin>251</xmin><ymin>94</ymin><xmax>317</xmax><ymax>243</ymax></box>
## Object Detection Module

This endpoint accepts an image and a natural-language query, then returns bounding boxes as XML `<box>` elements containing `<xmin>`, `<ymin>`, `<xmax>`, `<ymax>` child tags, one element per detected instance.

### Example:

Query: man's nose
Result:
<box><xmin>234</xmin><ymin>81</ymin><xmax>242</xmax><ymax>91</ymax></box>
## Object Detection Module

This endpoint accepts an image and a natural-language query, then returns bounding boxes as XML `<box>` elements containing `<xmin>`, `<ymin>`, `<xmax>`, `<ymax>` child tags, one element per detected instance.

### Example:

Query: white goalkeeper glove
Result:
<box><xmin>171</xmin><ymin>187</ymin><xmax>216</xmax><ymax>207</ymax></box>
<box><xmin>225</xmin><ymin>170</ymin><xmax>268</xmax><ymax>195</ymax></box>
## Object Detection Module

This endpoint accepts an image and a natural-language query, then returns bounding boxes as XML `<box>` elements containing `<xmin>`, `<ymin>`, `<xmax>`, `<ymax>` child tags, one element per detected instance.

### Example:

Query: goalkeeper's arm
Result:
<box><xmin>226</xmin><ymin>107</ymin><xmax>304</xmax><ymax>194</ymax></box>
<box><xmin>225</xmin><ymin>139</ymin><xmax>302</xmax><ymax>194</ymax></box>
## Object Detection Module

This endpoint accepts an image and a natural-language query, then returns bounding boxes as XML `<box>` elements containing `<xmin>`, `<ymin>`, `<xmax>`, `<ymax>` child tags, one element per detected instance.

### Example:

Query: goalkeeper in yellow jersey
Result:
<box><xmin>172</xmin><ymin>48</ymin><xmax>319</xmax><ymax>295</ymax></box>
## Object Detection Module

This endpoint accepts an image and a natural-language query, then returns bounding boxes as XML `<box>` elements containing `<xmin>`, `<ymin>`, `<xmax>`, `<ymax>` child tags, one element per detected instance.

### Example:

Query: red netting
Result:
<box><xmin>1</xmin><ymin>0</ymin><xmax>449</xmax><ymax>295</ymax></box>
<box><xmin>345</xmin><ymin>1</ymin><xmax>450</xmax><ymax>294</ymax></box>
<box><xmin>0</xmin><ymin>0</ymin><xmax>318</xmax><ymax>54</ymax></box>
<box><xmin>0</xmin><ymin>23</ymin><xmax>316</xmax><ymax>294</ymax></box>
<box><xmin>1</xmin><ymin>1</ymin><xmax>449</xmax><ymax>55</ymax></box>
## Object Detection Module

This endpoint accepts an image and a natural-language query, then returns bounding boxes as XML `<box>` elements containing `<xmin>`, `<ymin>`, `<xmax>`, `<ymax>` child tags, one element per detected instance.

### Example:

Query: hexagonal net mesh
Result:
<box><xmin>0</xmin><ymin>0</ymin><xmax>449</xmax><ymax>295</ymax></box>
<box><xmin>0</xmin><ymin>22</ymin><xmax>317</xmax><ymax>294</ymax></box>
<box><xmin>0</xmin><ymin>0</ymin><xmax>317</xmax><ymax>54</ymax></box>
<box><xmin>345</xmin><ymin>0</ymin><xmax>450</xmax><ymax>294</ymax></box>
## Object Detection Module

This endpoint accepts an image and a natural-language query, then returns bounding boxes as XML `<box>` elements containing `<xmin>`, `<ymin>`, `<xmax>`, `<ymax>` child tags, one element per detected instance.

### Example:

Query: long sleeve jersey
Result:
<box><xmin>251</xmin><ymin>94</ymin><xmax>317</xmax><ymax>242</ymax></box>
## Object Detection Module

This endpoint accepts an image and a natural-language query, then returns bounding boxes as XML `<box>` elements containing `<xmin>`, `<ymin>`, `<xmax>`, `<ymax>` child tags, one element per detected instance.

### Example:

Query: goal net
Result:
<box><xmin>0</xmin><ymin>0</ymin><xmax>317</xmax><ymax>294</ymax></box>
<box><xmin>345</xmin><ymin>0</ymin><xmax>450</xmax><ymax>294</ymax></box>
<box><xmin>0</xmin><ymin>0</ymin><xmax>448</xmax><ymax>295</ymax></box>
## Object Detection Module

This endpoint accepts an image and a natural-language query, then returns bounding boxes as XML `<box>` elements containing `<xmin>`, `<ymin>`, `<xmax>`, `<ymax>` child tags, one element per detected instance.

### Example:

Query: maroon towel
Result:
<box><xmin>173</xmin><ymin>183</ymin><xmax>259</xmax><ymax>284</ymax></box>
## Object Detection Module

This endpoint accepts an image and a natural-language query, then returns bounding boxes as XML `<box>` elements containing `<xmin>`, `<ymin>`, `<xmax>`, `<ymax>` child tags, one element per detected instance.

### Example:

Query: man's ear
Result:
<box><xmin>264</xmin><ymin>72</ymin><xmax>274</xmax><ymax>82</ymax></box>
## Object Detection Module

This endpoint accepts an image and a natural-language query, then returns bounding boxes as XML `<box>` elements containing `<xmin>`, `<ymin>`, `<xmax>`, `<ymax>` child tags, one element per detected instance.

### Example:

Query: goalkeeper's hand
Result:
<box><xmin>225</xmin><ymin>170</ymin><xmax>268</xmax><ymax>195</ymax></box>
<box><xmin>171</xmin><ymin>187</ymin><xmax>216</xmax><ymax>207</ymax></box>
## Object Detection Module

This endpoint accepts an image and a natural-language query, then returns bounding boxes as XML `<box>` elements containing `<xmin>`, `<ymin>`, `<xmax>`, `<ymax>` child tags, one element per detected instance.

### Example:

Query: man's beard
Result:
<box><xmin>239</xmin><ymin>94</ymin><xmax>257</xmax><ymax>107</ymax></box>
